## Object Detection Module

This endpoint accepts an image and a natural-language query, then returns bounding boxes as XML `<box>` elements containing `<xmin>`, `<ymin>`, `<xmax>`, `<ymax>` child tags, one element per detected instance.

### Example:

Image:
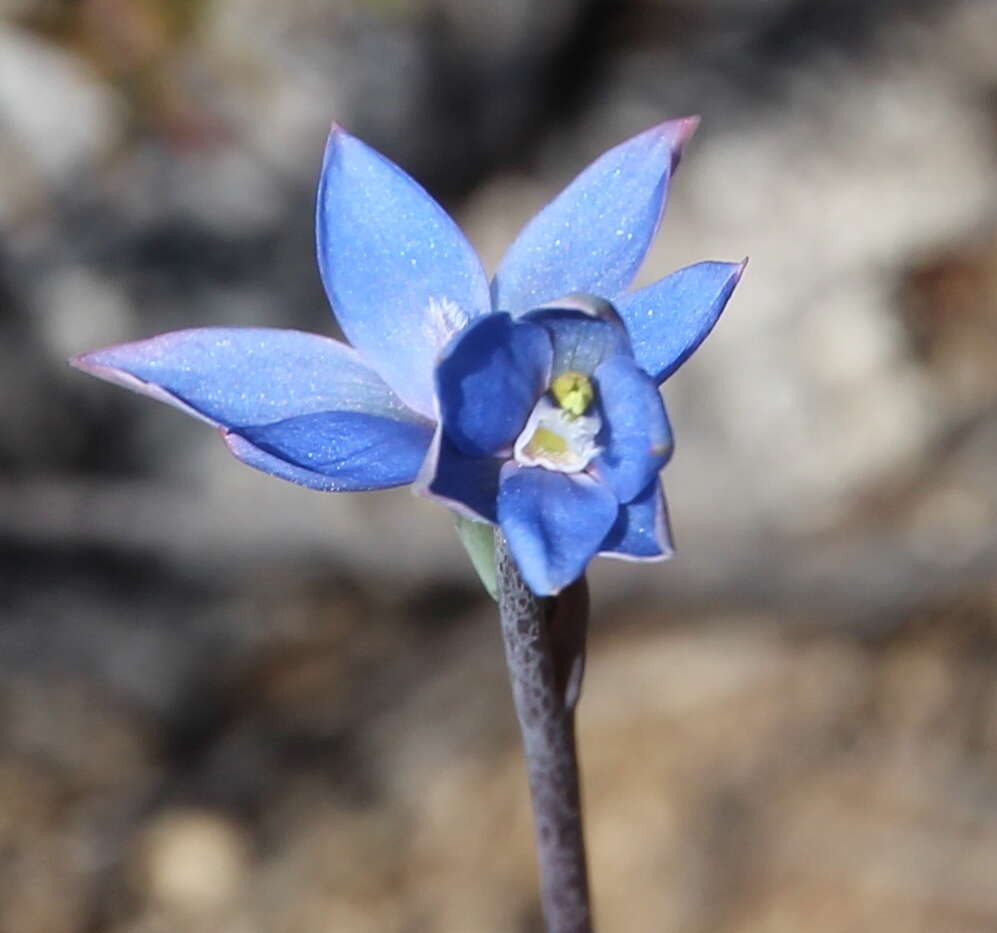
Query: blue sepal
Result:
<box><xmin>497</xmin><ymin>463</ymin><xmax>618</xmax><ymax>595</ymax></box>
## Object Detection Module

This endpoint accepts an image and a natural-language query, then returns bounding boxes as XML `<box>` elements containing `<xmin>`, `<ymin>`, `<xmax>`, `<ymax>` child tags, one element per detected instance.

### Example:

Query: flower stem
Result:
<box><xmin>494</xmin><ymin>533</ymin><xmax>593</xmax><ymax>933</ymax></box>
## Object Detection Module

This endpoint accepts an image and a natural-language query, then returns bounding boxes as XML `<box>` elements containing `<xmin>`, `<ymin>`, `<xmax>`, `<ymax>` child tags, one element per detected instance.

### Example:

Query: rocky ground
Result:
<box><xmin>1</xmin><ymin>0</ymin><xmax>996</xmax><ymax>930</ymax></box>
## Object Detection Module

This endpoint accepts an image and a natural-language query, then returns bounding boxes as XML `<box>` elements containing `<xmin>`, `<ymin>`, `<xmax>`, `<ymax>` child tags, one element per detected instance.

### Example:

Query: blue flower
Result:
<box><xmin>72</xmin><ymin>119</ymin><xmax>744</xmax><ymax>596</ymax></box>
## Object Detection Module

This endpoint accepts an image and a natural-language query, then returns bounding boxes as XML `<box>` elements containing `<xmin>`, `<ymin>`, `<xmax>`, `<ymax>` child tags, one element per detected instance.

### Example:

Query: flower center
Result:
<box><xmin>513</xmin><ymin>371</ymin><xmax>602</xmax><ymax>473</ymax></box>
<box><xmin>550</xmin><ymin>370</ymin><xmax>594</xmax><ymax>418</ymax></box>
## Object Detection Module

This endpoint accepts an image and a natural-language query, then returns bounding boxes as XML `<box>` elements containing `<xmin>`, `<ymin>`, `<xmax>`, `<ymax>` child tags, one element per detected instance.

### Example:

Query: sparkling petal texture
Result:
<box><xmin>72</xmin><ymin>120</ymin><xmax>743</xmax><ymax>597</ymax></box>
<box><xmin>599</xmin><ymin>479</ymin><xmax>673</xmax><ymax>560</ymax></box>
<box><xmin>435</xmin><ymin>312</ymin><xmax>552</xmax><ymax>458</ymax></box>
<box><xmin>70</xmin><ymin>327</ymin><xmax>421</xmax><ymax>427</ymax></box>
<box><xmin>522</xmin><ymin>302</ymin><xmax>632</xmax><ymax>379</ymax></box>
<box><xmin>223</xmin><ymin>432</ymin><xmax>362</xmax><ymax>491</ymax></box>
<box><xmin>491</xmin><ymin>118</ymin><xmax>698</xmax><ymax>314</ymax></box>
<box><xmin>591</xmin><ymin>355</ymin><xmax>673</xmax><ymax>503</ymax></box>
<box><xmin>497</xmin><ymin>462</ymin><xmax>618</xmax><ymax>595</ymax></box>
<box><xmin>317</xmin><ymin>128</ymin><xmax>490</xmax><ymax>417</ymax></box>
<box><xmin>616</xmin><ymin>259</ymin><xmax>746</xmax><ymax>384</ymax></box>
<box><xmin>415</xmin><ymin>426</ymin><xmax>503</xmax><ymax>522</ymax></box>
<box><xmin>230</xmin><ymin>412</ymin><xmax>433</xmax><ymax>491</ymax></box>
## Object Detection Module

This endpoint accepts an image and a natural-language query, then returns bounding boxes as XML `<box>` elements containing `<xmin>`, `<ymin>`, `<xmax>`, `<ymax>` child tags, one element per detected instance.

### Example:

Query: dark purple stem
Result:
<box><xmin>495</xmin><ymin>533</ymin><xmax>593</xmax><ymax>933</ymax></box>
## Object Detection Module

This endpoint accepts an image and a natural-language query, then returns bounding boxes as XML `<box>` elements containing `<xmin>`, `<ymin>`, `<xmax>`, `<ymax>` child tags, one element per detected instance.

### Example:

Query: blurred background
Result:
<box><xmin>2</xmin><ymin>0</ymin><xmax>997</xmax><ymax>930</ymax></box>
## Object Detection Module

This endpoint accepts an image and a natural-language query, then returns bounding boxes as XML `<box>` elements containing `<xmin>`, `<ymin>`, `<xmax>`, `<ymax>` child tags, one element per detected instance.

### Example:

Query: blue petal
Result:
<box><xmin>591</xmin><ymin>355</ymin><xmax>672</xmax><ymax>504</ymax></box>
<box><xmin>317</xmin><ymin>128</ymin><xmax>491</xmax><ymax>418</ymax></box>
<box><xmin>72</xmin><ymin>328</ymin><xmax>433</xmax><ymax>493</ymax></box>
<box><xmin>226</xmin><ymin>412</ymin><xmax>433</xmax><ymax>491</ymax></box>
<box><xmin>492</xmin><ymin>118</ymin><xmax>699</xmax><ymax>314</ymax></box>
<box><xmin>615</xmin><ymin>260</ymin><xmax>745</xmax><ymax>384</ymax></box>
<box><xmin>435</xmin><ymin>312</ymin><xmax>551</xmax><ymax>458</ymax></box>
<box><xmin>523</xmin><ymin>296</ymin><xmax>632</xmax><ymax>378</ymax></box>
<box><xmin>599</xmin><ymin>479</ymin><xmax>674</xmax><ymax>560</ymax></box>
<box><xmin>497</xmin><ymin>463</ymin><xmax>618</xmax><ymax>596</ymax></box>
<box><xmin>70</xmin><ymin>327</ymin><xmax>421</xmax><ymax>428</ymax></box>
<box><xmin>414</xmin><ymin>426</ymin><xmax>502</xmax><ymax>522</ymax></box>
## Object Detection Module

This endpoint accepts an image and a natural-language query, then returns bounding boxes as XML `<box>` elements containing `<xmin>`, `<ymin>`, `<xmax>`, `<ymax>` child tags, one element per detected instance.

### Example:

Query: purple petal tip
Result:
<box><xmin>68</xmin><ymin>351</ymin><xmax>96</xmax><ymax>373</ymax></box>
<box><xmin>67</xmin><ymin>349</ymin><xmax>215</xmax><ymax>426</ymax></box>
<box><xmin>671</xmin><ymin>114</ymin><xmax>701</xmax><ymax>138</ymax></box>
<box><xmin>325</xmin><ymin>123</ymin><xmax>352</xmax><ymax>151</ymax></box>
<box><xmin>67</xmin><ymin>353</ymin><xmax>127</xmax><ymax>385</ymax></box>
<box><xmin>662</xmin><ymin>115</ymin><xmax>700</xmax><ymax>158</ymax></box>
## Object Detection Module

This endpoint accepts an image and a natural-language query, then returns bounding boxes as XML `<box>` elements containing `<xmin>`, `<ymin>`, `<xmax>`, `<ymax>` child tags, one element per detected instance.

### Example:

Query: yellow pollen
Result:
<box><xmin>523</xmin><ymin>426</ymin><xmax>569</xmax><ymax>460</ymax></box>
<box><xmin>551</xmin><ymin>371</ymin><xmax>594</xmax><ymax>418</ymax></box>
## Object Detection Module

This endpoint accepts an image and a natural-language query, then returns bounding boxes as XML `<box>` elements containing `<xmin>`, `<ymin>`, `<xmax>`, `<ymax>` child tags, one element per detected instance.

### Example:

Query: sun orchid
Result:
<box><xmin>72</xmin><ymin>119</ymin><xmax>743</xmax><ymax>596</ymax></box>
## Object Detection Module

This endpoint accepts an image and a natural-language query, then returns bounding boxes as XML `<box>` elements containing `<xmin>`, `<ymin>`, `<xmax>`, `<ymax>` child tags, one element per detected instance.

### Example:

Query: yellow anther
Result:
<box><xmin>550</xmin><ymin>371</ymin><xmax>594</xmax><ymax>419</ymax></box>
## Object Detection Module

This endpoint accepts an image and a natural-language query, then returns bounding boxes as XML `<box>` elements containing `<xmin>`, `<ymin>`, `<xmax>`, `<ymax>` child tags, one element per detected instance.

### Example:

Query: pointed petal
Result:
<box><xmin>225</xmin><ymin>411</ymin><xmax>433</xmax><ymax>491</ymax></box>
<box><xmin>591</xmin><ymin>355</ymin><xmax>672</xmax><ymax>503</ymax></box>
<box><xmin>498</xmin><ymin>463</ymin><xmax>618</xmax><ymax>596</ymax></box>
<box><xmin>523</xmin><ymin>296</ymin><xmax>632</xmax><ymax>378</ymax></box>
<box><xmin>435</xmin><ymin>312</ymin><xmax>551</xmax><ymax>458</ymax></box>
<box><xmin>414</xmin><ymin>426</ymin><xmax>502</xmax><ymax>522</ymax></box>
<box><xmin>317</xmin><ymin>128</ymin><xmax>491</xmax><ymax>417</ymax></box>
<box><xmin>72</xmin><ymin>327</ymin><xmax>432</xmax><ymax>493</ymax></box>
<box><xmin>492</xmin><ymin>118</ymin><xmax>698</xmax><ymax>314</ymax></box>
<box><xmin>70</xmin><ymin>327</ymin><xmax>422</xmax><ymax>428</ymax></box>
<box><xmin>599</xmin><ymin>479</ymin><xmax>674</xmax><ymax>561</ymax></box>
<box><xmin>616</xmin><ymin>259</ymin><xmax>745</xmax><ymax>384</ymax></box>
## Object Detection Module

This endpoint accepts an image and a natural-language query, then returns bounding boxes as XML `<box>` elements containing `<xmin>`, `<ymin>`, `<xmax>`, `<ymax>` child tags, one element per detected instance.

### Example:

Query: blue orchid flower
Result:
<box><xmin>72</xmin><ymin>119</ymin><xmax>744</xmax><ymax>596</ymax></box>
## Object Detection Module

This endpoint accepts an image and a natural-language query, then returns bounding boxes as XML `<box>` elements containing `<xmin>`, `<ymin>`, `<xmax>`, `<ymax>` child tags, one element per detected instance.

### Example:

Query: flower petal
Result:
<box><xmin>591</xmin><ymin>355</ymin><xmax>672</xmax><ymax>504</ymax></box>
<box><xmin>226</xmin><ymin>411</ymin><xmax>433</xmax><ymax>491</ymax></box>
<box><xmin>317</xmin><ymin>127</ymin><xmax>491</xmax><ymax>417</ymax></box>
<box><xmin>492</xmin><ymin>118</ymin><xmax>698</xmax><ymax>314</ymax></box>
<box><xmin>414</xmin><ymin>426</ymin><xmax>502</xmax><ymax>522</ymax></box>
<box><xmin>522</xmin><ymin>296</ymin><xmax>632</xmax><ymax>378</ymax></box>
<box><xmin>70</xmin><ymin>327</ymin><xmax>422</xmax><ymax>428</ymax></box>
<box><xmin>435</xmin><ymin>312</ymin><xmax>551</xmax><ymax>458</ymax></box>
<box><xmin>615</xmin><ymin>259</ymin><xmax>745</xmax><ymax>384</ymax></box>
<box><xmin>599</xmin><ymin>479</ymin><xmax>674</xmax><ymax>561</ymax></box>
<box><xmin>497</xmin><ymin>462</ymin><xmax>618</xmax><ymax>596</ymax></box>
